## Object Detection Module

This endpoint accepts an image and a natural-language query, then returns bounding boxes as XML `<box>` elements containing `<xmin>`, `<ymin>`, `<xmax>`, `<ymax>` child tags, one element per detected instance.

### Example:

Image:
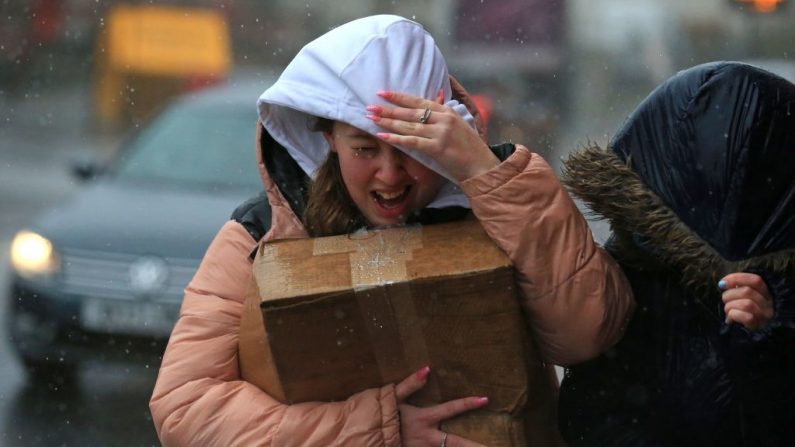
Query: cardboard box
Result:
<box><xmin>239</xmin><ymin>219</ymin><xmax>560</xmax><ymax>446</ymax></box>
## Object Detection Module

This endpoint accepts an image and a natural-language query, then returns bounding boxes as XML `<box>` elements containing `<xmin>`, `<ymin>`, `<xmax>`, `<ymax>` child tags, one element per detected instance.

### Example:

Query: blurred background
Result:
<box><xmin>0</xmin><ymin>0</ymin><xmax>793</xmax><ymax>445</ymax></box>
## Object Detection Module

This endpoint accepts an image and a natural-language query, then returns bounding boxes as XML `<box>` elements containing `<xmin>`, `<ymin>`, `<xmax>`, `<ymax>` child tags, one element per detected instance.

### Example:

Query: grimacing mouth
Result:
<box><xmin>371</xmin><ymin>186</ymin><xmax>411</xmax><ymax>208</ymax></box>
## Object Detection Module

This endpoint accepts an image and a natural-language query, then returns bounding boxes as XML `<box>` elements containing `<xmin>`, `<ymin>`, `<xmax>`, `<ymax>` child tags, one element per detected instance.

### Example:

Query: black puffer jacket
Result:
<box><xmin>557</xmin><ymin>61</ymin><xmax>795</xmax><ymax>446</ymax></box>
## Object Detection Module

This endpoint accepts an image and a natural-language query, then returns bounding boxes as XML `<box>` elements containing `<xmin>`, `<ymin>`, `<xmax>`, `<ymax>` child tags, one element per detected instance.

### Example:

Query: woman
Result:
<box><xmin>558</xmin><ymin>61</ymin><xmax>795</xmax><ymax>446</ymax></box>
<box><xmin>150</xmin><ymin>15</ymin><xmax>633</xmax><ymax>446</ymax></box>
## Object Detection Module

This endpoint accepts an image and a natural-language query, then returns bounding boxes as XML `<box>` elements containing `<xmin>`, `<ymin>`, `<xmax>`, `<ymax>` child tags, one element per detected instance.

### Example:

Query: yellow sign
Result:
<box><xmin>93</xmin><ymin>5</ymin><xmax>232</xmax><ymax>128</ymax></box>
<box><xmin>102</xmin><ymin>5</ymin><xmax>231</xmax><ymax>77</ymax></box>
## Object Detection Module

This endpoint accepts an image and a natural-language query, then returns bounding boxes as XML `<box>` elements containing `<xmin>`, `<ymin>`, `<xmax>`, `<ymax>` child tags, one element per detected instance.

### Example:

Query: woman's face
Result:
<box><xmin>324</xmin><ymin>122</ymin><xmax>446</xmax><ymax>227</ymax></box>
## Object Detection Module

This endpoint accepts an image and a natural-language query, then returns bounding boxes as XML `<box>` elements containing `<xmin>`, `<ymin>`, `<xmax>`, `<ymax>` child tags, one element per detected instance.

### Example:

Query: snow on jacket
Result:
<box><xmin>150</xmin><ymin>15</ymin><xmax>634</xmax><ymax>446</ymax></box>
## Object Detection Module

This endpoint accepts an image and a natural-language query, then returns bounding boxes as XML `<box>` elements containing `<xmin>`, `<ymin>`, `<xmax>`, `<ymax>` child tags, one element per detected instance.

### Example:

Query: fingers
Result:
<box><xmin>721</xmin><ymin>284</ymin><xmax>769</xmax><ymax>305</ymax></box>
<box><xmin>725</xmin><ymin>308</ymin><xmax>764</xmax><ymax>330</ymax></box>
<box><xmin>723</xmin><ymin>294</ymin><xmax>773</xmax><ymax>330</ymax></box>
<box><xmin>377</xmin><ymin>90</ymin><xmax>447</xmax><ymax>112</ymax></box>
<box><xmin>723</xmin><ymin>296</ymin><xmax>765</xmax><ymax>316</ymax></box>
<box><xmin>395</xmin><ymin>366</ymin><xmax>430</xmax><ymax>402</ymax></box>
<box><xmin>427</xmin><ymin>396</ymin><xmax>489</xmax><ymax>422</ymax></box>
<box><xmin>366</xmin><ymin>92</ymin><xmax>456</xmax><ymax>143</ymax></box>
<box><xmin>366</xmin><ymin>105</ymin><xmax>450</xmax><ymax>149</ymax></box>
<box><xmin>366</xmin><ymin>108</ymin><xmax>438</xmax><ymax>147</ymax></box>
<box><xmin>718</xmin><ymin>272</ymin><xmax>771</xmax><ymax>298</ymax></box>
<box><xmin>367</xmin><ymin>105</ymin><xmax>443</xmax><ymax>128</ymax></box>
<box><xmin>719</xmin><ymin>273</ymin><xmax>774</xmax><ymax>330</ymax></box>
<box><xmin>369</xmin><ymin>90</ymin><xmax>497</xmax><ymax>181</ymax></box>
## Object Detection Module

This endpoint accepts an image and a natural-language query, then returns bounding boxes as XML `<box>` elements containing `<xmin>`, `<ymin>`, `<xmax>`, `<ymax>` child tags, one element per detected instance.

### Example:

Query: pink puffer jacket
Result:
<box><xmin>149</xmin><ymin>100</ymin><xmax>634</xmax><ymax>447</ymax></box>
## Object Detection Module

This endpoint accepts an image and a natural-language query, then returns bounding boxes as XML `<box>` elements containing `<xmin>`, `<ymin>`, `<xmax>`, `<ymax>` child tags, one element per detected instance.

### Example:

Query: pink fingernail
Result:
<box><xmin>476</xmin><ymin>397</ymin><xmax>489</xmax><ymax>406</ymax></box>
<box><xmin>377</xmin><ymin>90</ymin><xmax>391</xmax><ymax>98</ymax></box>
<box><xmin>376</xmin><ymin>132</ymin><xmax>390</xmax><ymax>140</ymax></box>
<box><xmin>366</xmin><ymin>105</ymin><xmax>382</xmax><ymax>113</ymax></box>
<box><xmin>416</xmin><ymin>366</ymin><xmax>431</xmax><ymax>380</ymax></box>
<box><xmin>365</xmin><ymin>114</ymin><xmax>380</xmax><ymax>122</ymax></box>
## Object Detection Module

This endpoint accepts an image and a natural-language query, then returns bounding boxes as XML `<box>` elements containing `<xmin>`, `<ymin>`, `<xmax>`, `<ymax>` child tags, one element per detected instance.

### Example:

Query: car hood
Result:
<box><xmin>32</xmin><ymin>178</ymin><xmax>257</xmax><ymax>260</ymax></box>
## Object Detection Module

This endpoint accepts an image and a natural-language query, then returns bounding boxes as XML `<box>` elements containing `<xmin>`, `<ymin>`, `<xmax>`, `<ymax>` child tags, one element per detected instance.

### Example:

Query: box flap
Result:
<box><xmin>253</xmin><ymin>220</ymin><xmax>512</xmax><ymax>304</ymax></box>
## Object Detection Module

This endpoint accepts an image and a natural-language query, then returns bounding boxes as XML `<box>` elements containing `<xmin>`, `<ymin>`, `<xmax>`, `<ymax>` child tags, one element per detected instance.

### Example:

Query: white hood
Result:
<box><xmin>257</xmin><ymin>14</ymin><xmax>476</xmax><ymax>209</ymax></box>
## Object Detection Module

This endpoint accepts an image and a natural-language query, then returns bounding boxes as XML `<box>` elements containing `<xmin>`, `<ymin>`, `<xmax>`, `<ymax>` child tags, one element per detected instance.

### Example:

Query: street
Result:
<box><xmin>0</xmin><ymin>86</ymin><xmax>161</xmax><ymax>446</ymax></box>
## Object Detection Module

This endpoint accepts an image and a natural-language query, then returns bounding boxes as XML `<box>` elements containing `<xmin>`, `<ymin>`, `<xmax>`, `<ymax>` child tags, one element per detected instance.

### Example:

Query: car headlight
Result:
<box><xmin>10</xmin><ymin>230</ymin><xmax>60</xmax><ymax>279</ymax></box>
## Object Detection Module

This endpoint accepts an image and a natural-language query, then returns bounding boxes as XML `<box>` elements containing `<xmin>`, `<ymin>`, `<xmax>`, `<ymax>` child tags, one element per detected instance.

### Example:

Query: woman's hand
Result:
<box><xmin>396</xmin><ymin>367</ymin><xmax>489</xmax><ymax>447</ymax></box>
<box><xmin>719</xmin><ymin>272</ymin><xmax>774</xmax><ymax>331</ymax></box>
<box><xmin>366</xmin><ymin>91</ymin><xmax>499</xmax><ymax>182</ymax></box>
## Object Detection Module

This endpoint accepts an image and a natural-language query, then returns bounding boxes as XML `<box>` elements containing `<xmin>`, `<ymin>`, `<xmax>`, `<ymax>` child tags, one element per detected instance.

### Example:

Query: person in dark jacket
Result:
<box><xmin>557</xmin><ymin>61</ymin><xmax>795</xmax><ymax>446</ymax></box>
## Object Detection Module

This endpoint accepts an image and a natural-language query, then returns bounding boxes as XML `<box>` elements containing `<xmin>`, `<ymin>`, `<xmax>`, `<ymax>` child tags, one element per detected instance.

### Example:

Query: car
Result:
<box><xmin>6</xmin><ymin>74</ymin><xmax>274</xmax><ymax>384</ymax></box>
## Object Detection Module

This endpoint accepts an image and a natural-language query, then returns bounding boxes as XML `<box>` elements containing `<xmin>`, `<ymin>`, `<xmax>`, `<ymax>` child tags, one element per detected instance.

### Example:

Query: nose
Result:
<box><xmin>374</xmin><ymin>147</ymin><xmax>408</xmax><ymax>185</ymax></box>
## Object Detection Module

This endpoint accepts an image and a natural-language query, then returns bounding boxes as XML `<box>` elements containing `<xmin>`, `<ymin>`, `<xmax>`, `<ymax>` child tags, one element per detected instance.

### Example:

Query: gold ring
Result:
<box><xmin>418</xmin><ymin>107</ymin><xmax>432</xmax><ymax>124</ymax></box>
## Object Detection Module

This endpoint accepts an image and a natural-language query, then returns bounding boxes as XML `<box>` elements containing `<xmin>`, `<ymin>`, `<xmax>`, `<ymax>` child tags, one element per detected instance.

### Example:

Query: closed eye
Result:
<box><xmin>352</xmin><ymin>147</ymin><xmax>378</xmax><ymax>158</ymax></box>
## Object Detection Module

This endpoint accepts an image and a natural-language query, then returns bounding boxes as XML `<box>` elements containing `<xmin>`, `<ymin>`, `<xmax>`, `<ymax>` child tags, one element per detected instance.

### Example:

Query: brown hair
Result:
<box><xmin>302</xmin><ymin>118</ymin><xmax>367</xmax><ymax>237</ymax></box>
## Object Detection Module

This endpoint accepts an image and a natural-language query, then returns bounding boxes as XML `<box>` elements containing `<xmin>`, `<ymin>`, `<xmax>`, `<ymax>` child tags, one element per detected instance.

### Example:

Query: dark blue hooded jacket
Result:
<box><xmin>558</xmin><ymin>61</ymin><xmax>795</xmax><ymax>447</ymax></box>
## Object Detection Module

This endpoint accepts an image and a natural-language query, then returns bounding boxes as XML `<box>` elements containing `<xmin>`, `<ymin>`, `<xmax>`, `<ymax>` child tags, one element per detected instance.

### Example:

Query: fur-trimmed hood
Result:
<box><xmin>561</xmin><ymin>62</ymin><xmax>795</xmax><ymax>298</ymax></box>
<box><xmin>562</xmin><ymin>145</ymin><xmax>795</xmax><ymax>298</ymax></box>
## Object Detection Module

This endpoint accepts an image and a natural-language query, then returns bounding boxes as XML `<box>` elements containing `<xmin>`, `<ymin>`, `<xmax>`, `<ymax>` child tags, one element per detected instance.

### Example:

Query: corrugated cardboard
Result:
<box><xmin>239</xmin><ymin>219</ymin><xmax>561</xmax><ymax>446</ymax></box>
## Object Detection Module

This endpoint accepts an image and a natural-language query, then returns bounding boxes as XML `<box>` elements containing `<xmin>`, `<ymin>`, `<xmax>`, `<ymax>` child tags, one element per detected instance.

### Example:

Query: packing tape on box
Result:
<box><xmin>313</xmin><ymin>226</ymin><xmax>421</xmax><ymax>286</ymax></box>
<box><xmin>313</xmin><ymin>226</ymin><xmax>440</xmax><ymax>398</ymax></box>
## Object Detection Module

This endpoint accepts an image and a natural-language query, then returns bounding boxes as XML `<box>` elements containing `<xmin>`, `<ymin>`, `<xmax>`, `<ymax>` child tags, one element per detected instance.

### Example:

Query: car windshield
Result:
<box><xmin>111</xmin><ymin>102</ymin><xmax>261</xmax><ymax>191</ymax></box>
